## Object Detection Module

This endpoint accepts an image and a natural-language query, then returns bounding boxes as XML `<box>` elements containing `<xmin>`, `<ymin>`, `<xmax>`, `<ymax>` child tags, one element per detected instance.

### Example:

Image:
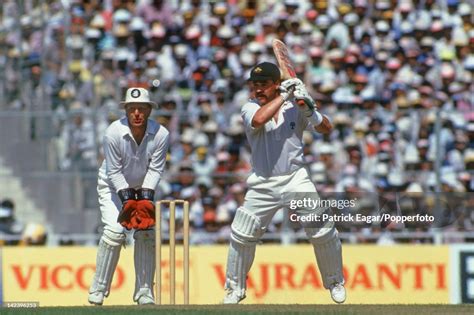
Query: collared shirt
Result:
<box><xmin>98</xmin><ymin>117</ymin><xmax>169</xmax><ymax>192</ymax></box>
<box><xmin>241</xmin><ymin>100</ymin><xmax>312</xmax><ymax>177</ymax></box>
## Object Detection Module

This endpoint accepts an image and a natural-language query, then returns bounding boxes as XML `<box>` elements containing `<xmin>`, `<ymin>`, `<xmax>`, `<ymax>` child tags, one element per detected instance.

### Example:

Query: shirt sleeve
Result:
<box><xmin>241</xmin><ymin>101</ymin><xmax>260</xmax><ymax>131</ymax></box>
<box><xmin>142</xmin><ymin>129</ymin><xmax>170</xmax><ymax>190</ymax></box>
<box><xmin>103</xmin><ymin>134</ymin><xmax>129</xmax><ymax>192</ymax></box>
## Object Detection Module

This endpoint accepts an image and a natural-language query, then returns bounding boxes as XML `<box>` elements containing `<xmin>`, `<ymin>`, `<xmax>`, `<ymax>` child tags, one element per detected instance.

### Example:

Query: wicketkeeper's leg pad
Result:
<box><xmin>306</xmin><ymin>226</ymin><xmax>344</xmax><ymax>289</ymax></box>
<box><xmin>89</xmin><ymin>229</ymin><xmax>125</xmax><ymax>297</ymax></box>
<box><xmin>225</xmin><ymin>207</ymin><xmax>264</xmax><ymax>299</ymax></box>
<box><xmin>133</xmin><ymin>229</ymin><xmax>155</xmax><ymax>303</ymax></box>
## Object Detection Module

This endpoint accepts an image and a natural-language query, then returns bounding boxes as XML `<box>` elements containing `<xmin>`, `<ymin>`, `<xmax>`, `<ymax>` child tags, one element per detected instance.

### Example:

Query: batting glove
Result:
<box><xmin>278</xmin><ymin>85</ymin><xmax>294</xmax><ymax>102</ymax></box>
<box><xmin>280</xmin><ymin>78</ymin><xmax>304</xmax><ymax>91</ymax></box>
<box><xmin>294</xmin><ymin>86</ymin><xmax>316</xmax><ymax>111</ymax></box>
<box><xmin>294</xmin><ymin>86</ymin><xmax>323</xmax><ymax>126</ymax></box>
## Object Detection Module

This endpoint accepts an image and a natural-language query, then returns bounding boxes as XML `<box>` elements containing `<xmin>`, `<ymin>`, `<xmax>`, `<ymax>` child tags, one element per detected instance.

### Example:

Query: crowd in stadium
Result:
<box><xmin>0</xmin><ymin>0</ymin><xmax>472</xmax><ymax>243</ymax></box>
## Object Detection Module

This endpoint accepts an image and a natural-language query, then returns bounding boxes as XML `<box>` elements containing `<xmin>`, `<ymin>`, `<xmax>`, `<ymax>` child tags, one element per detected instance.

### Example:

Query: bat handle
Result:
<box><xmin>288</xmin><ymin>85</ymin><xmax>308</xmax><ymax>108</ymax></box>
<box><xmin>297</xmin><ymin>99</ymin><xmax>306</xmax><ymax>107</ymax></box>
<box><xmin>289</xmin><ymin>86</ymin><xmax>307</xmax><ymax>107</ymax></box>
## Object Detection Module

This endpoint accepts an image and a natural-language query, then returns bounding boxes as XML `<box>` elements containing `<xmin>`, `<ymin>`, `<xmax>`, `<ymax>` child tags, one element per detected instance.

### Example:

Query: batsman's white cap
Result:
<box><xmin>120</xmin><ymin>87</ymin><xmax>158</xmax><ymax>109</ymax></box>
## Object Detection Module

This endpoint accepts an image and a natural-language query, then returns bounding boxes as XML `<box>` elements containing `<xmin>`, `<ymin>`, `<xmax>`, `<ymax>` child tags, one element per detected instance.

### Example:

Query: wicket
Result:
<box><xmin>155</xmin><ymin>200</ymin><xmax>190</xmax><ymax>304</ymax></box>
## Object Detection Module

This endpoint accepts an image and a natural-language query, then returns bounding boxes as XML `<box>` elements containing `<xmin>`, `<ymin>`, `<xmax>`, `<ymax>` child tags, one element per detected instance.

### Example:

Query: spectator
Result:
<box><xmin>0</xmin><ymin>199</ymin><xmax>24</xmax><ymax>245</ymax></box>
<box><xmin>0</xmin><ymin>0</ymin><xmax>472</xmax><ymax>243</ymax></box>
<box><xmin>59</xmin><ymin>102</ymin><xmax>96</xmax><ymax>171</ymax></box>
<box><xmin>21</xmin><ymin>223</ymin><xmax>47</xmax><ymax>246</ymax></box>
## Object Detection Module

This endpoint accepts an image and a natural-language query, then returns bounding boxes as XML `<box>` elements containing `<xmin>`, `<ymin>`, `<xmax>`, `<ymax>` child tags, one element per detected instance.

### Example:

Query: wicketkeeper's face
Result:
<box><xmin>249</xmin><ymin>79</ymin><xmax>280</xmax><ymax>105</ymax></box>
<box><xmin>125</xmin><ymin>103</ymin><xmax>152</xmax><ymax>128</ymax></box>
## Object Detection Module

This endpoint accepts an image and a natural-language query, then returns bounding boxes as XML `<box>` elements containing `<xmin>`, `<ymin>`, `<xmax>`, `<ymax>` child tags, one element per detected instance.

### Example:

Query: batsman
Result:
<box><xmin>88</xmin><ymin>87</ymin><xmax>169</xmax><ymax>305</ymax></box>
<box><xmin>223</xmin><ymin>62</ymin><xmax>345</xmax><ymax>304</ymax></box>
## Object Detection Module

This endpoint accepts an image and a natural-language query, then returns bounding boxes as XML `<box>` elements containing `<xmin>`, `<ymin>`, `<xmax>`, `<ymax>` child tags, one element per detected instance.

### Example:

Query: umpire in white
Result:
<box><xmin>88</xmin><ymin>87</ymin><xmax>169</xmax><ymax>305</ymax></box>
<box><xmin>223</xmin><ymin>62</ymin><xmax>345</xmax><ymax>304</ymax></box>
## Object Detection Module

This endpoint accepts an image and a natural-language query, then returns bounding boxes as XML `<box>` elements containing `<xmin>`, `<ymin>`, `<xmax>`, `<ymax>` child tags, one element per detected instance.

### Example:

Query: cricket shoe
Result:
<box><xmin>137</xmin><ymin>295</ymin><xmax>155</xmax><ymax>305</ymax></box>
<box><xmin>330</xmin><ymin>283</ymin><xmax>346</xmax><ymax>304</ymax></box>
<box><xmin>223</xmin><ymin>290</ymin><xmax>246</xmax><ymax>304</ymax></box>
<box><xmin>135</xmin><ymin>288</ymin><xmax>155</xmax><ymax>305</ymax></box>
<box><xmin>88</xmin><ymin>291</ymin><xmax>105</xmax><ymax>306</ymax></box>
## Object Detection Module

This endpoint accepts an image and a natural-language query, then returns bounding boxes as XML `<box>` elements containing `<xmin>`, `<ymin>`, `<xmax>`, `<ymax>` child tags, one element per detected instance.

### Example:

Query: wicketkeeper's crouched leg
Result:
<box><xmin>305</xmin><ymin>225</ymin><xmax>346</xmax><ymax>303</ymax></box>
<box><xmin>88</xmin><ymin>229</ymin><xmax>125</xmax><ymax>305</ymax></box>
<box><xmin>224</xmin><ymin>206</ymin><xmax>266</xmax><ymax>304</ymax></box>
<box><xmin>133</xmin><ymin>229</ymin><xmax>155</xmax><ymax>304</ymax></box>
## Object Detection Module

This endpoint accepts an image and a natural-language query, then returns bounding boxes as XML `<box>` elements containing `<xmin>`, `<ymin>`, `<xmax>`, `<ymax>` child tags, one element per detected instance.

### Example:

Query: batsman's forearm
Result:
<box><xmin>314</xmin><ymin>115</ymin><xmax>333</xmax><ymax>134</ymax></box>
<box><xmin>251</xmin><ymin>96</ymin><xmax>285</xmax><ymax>128</ymax></box>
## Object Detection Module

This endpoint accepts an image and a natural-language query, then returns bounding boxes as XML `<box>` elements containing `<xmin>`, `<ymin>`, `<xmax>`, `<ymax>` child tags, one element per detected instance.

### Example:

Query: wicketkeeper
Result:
<box><xmin>223</xmin><ymin>62</ymin><xmax>345</xmax><ymax>304</ymax></box>
<box><xmin>88</xmin><ymin>87</ymin><xmax>169</xmax><ymax>305</ymax></box>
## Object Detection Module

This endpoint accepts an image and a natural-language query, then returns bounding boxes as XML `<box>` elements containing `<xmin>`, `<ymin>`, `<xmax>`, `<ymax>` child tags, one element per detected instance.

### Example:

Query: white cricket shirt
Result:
<box><xmin>241</xmin><ymin>100</ymin><xmax>312</xmax><ymax>178</ymax></box>
<box><xmin>98</xmin><ymin>117</ymin><xmax>170</xmax><ymax>192</ymax></box>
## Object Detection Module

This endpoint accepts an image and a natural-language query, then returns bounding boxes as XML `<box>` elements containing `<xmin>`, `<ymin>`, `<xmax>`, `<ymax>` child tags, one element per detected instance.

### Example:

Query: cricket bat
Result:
<box><xmin>272</xmin><ymin>38</ymin><xmax>306</xmax><ymax>106</ymax></box>
<box><xmin>272</xmin><ymin>38</ymin><xmax>297</xmax><ymax>80</ymax></box>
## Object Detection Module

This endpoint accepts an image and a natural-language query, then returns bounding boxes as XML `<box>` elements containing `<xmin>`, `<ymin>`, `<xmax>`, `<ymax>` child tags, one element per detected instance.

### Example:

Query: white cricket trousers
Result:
<box><xmin>97</xmin><ymin>181</ymin><xmax>126</xmax><ymax>234</ymax></box>
<box><xmin>243</xmin><ymin>167</ymin><xmax>332</xmax><ymax>231</ymax></box>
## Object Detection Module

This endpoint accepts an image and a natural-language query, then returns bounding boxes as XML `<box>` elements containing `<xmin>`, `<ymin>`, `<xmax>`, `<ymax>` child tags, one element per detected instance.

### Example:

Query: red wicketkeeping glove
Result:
<box><xmin>133</xmin><ymin>200</ymin><xmax>156</xmax><ymax>230</ymax></box>
<box><xmin>131</xmin><ymin>188</ymin><xmax>156</xmax><ymax>230</ymax></box>
<box><xmin>118</xmin><ymin>200</ymin><xmax>138</xmax><ymax>230</ymax></box>
<box><xmin>117</xmin><ymin>188</ymin><xmax>137</xmax><ymax>230</ymax></box>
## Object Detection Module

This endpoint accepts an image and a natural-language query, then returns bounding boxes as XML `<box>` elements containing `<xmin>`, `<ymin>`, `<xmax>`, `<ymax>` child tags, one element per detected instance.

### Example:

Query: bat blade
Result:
<box><xmin>272</xmin><ymin>39</ymin><xmax>306</xmax><ymax>107</ymax></box>
<box><xmin>272</xmin><ymin>39</ymin><xmax>297</xmax><ymax>80</ymax></box>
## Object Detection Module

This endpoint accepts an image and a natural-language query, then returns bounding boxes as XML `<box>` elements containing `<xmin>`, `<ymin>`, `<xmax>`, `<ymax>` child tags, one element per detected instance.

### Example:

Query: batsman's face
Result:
<box><xmin>126</xmin><ymin>103</ymin><xmax>152</xmax><ymax>128</ymax></box>
<box><xmin>250</xmin><ymin>79</ymin><xmax>279</xmax><ymax>105</ymax></box>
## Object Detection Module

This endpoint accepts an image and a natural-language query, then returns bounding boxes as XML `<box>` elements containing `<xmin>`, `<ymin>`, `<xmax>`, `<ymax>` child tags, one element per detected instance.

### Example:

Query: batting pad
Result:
<box><xmin>231</xmin><ymin>207</ymin><xmax>264</xmax><ymax>241</ymax></box>
<box><xmin>225</xmin><ymin>207</ymin><xmax>263</xmax><ymax>297</ymax></box>
<box><xmin>133</xmin><ymin>229</ymin><xmax>155</xmax><ymax>302</ymax></box>
<box><xmin>225</xmin><ymin>237</ymin><xmax>256</xmax><ymax>297</ymax></box>
<box><xmin>309</xmin><ymin>227</ymin><xmax>344</xmax><ymax>289</ymax></box>
<box><xmin>89</xmin><ymin>230</ymin><xmax>125</xmax><ymax>296</ymax></box>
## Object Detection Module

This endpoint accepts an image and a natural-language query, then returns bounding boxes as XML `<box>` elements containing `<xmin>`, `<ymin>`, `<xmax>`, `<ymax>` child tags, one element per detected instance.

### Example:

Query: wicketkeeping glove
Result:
<box><xmin>133</xmin><ymin>189</ymin><xmax>156</xmax><ymax>230</ymax></box>
<box><xmin>117</xmin><ymin>188</ymin><xmax>137</xmax><ymax>230</ymax></box>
